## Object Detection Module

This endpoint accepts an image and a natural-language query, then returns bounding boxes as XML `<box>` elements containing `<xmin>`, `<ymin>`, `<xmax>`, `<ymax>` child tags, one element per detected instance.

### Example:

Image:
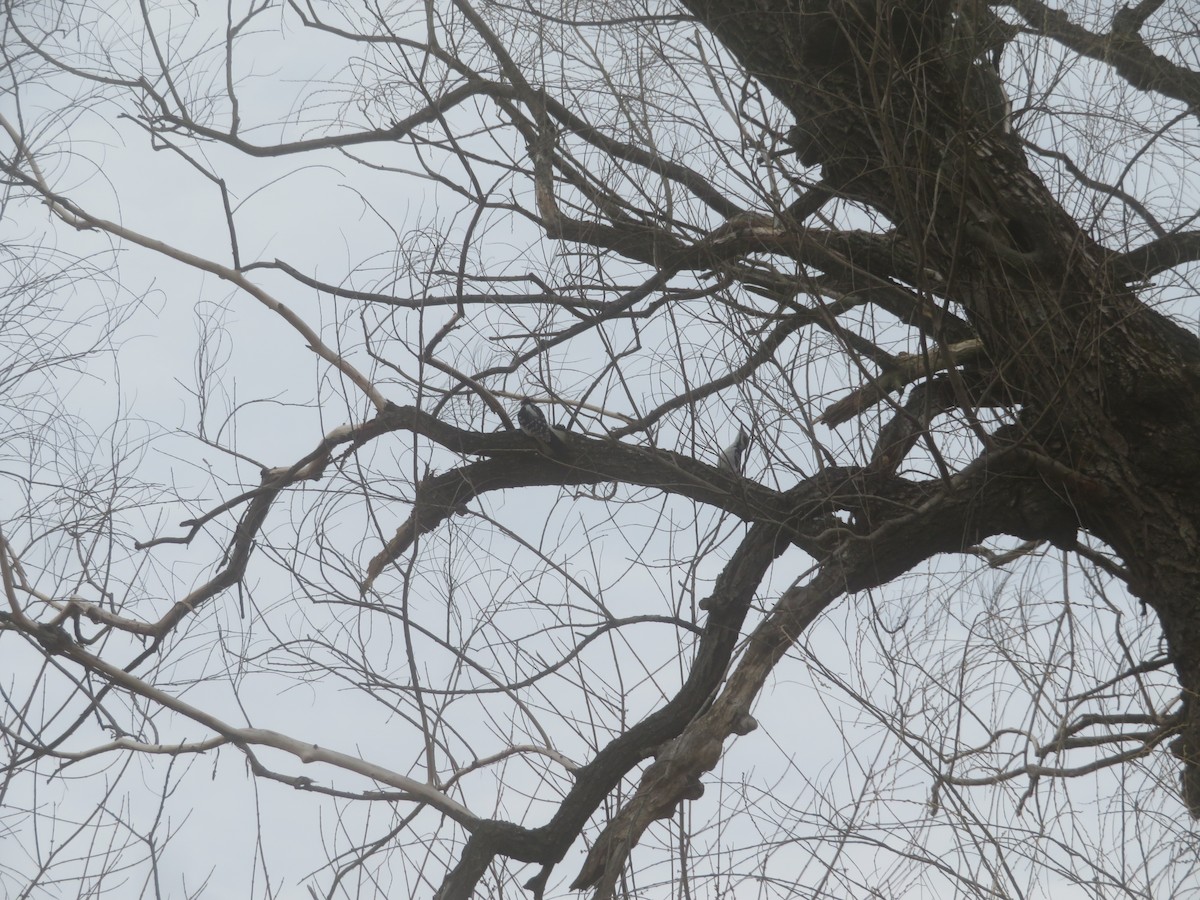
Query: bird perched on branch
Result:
<box><xmin>517</xmin><ymin>398</ymin><xmax>566</xmax><ymax>452</ymax></box>
<box><xmin>717</xmin><ymin>425</ymin><xmax>750</xmax><ymax>474</ymax></box>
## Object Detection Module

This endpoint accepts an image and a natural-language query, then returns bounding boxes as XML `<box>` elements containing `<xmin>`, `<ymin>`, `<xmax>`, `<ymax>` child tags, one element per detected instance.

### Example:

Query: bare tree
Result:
<box><xmin>2</xmin><ymin>0</ymin><xmax>1199</xmax><ymax>897</ymax></box>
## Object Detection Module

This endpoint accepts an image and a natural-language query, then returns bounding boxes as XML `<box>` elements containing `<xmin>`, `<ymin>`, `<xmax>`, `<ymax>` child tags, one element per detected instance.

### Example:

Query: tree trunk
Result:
<box><xmin>682</xmin><ymin>0</ymin><xmax>1200</xmax><ymax>814</ymax></box>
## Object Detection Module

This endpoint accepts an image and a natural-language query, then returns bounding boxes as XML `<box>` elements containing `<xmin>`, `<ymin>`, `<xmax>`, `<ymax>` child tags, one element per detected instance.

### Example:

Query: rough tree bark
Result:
<box><xmin>682</xmin><ymin>0</ymin><xmax>1200</xmax><ymax>814</ymax></box>
<box><xmin>4</xmin><ymin>1</ymin><xmax>1199</xmax><ymax>897</ymax></box>
<box><xmin>440</xmin><ymin>2</ymin><xmax>1200</xmax><ymax>891</ymax></box>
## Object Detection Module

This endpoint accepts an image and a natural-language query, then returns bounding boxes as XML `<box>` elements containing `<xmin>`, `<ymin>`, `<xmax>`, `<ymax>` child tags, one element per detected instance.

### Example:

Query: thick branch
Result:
<box><xmin>1004</xmin><ymin>0</ymin><xmax>1200</xmax><ymax>112</ymax></box>
<box><xmin>435</xmin><ymin>520</ymin><xmax>791</xmax><ymax>899</ymax></box>
<box><xmin>571</xmin><ymin>453</ymin><xmax>1082</xmax><ymax>891</ymax></box>
<box><xmin>1112</xmin><ymin>230</ymin><xmax>1200</xmax><ymax>282</ymax></box>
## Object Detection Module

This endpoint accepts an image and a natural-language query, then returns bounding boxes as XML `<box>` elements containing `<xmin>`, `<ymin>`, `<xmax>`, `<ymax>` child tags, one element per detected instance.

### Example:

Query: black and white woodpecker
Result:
<box><xmin>717</xmin><ymin>425</ymin><xmax>750</xmax><ymax>474</ymax></box>
<box><xmin>517</xmin><ymin>398</ymin><xmax>566</xmax><ymax>452</ymax></box>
